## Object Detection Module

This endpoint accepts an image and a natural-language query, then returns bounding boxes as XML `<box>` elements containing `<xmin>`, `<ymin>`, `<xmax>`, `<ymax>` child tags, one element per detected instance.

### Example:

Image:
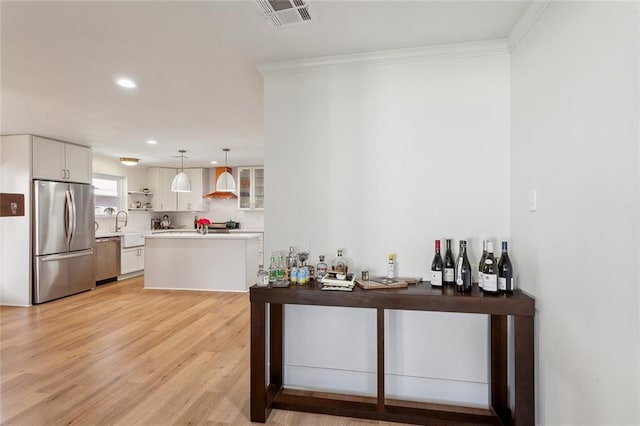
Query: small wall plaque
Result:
<box><xmin>0</xmin><ymin>193</ymin><xmax>25</xmax><ymax>217</ymax></box>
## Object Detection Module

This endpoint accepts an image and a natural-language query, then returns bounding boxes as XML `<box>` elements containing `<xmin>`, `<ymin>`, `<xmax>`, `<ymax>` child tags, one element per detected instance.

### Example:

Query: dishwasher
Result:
<box><xmin>95</xmin><ymin>237</ymin><xmax>121</xmax><ymax>283</ymax></box>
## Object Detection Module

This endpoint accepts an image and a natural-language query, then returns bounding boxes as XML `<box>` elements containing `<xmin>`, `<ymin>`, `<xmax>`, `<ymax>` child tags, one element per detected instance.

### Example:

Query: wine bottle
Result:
<box><xmin>430</xmin><ymin>240</ymin><xmax>443</xmax><ymax>287</ymax></box>
<box><xmin>498</xmin><ymin>241</ymin><xmax>514</xmax><ymax>292</ymax></box>
<box><xmin>443</xmin><ymin>239</ymin><xmax>455</xmax><ymax>285</ymax></box>
<box><xmin>482</xmin><ymin>241</ymin><xmax>498</xmax><ymax>294</ymax></box>
<box><xmin>478</xmin><ymin>240</ymin><xmax>487</xmax><ymax>290</ymax></box>
<box><xmin>456</xmin><ymin>240</ymin><xmax>472</xmax><ymax>292</ymax></box>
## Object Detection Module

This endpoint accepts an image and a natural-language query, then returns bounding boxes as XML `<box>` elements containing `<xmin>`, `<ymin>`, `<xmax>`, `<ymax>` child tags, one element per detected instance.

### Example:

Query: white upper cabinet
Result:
<box><xmin>238</xmin><ymin>167</ymin><xmax>264</xmax><ymax>211</ymax></box>
<box><xmin>148</xmin><ymin>167</ymin><xmax>178</xmax><ymax>211</ymax></box>
<box><xmin>32</xmin><ymin>136</ymin><xmax>92</xmax><ymax>184</ymax></box>
<box><xmin>148</xmin><ymin>167</ymin><xmax>208</xmax><ymax>212</ymax></box>
<box><xmin>177</xmin><ymin>168</ymin><xmax>208</xmax><ymax>212</ymax></box>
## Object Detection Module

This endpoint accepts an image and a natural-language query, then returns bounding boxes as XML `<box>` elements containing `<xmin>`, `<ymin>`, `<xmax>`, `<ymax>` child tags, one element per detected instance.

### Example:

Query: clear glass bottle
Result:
<box><xmin>286</xmin><ymin>246</ymin><xmax>297</xmax><ymax>280</ymax></box>
<box><xmin>299</xmin><ymin>265</ymin><xmax>308</xmax><ymax>285</ymax></box>
<box><xmin>316</xmin><ymin>255</ymin><xmax>328</xmax><ymax>282</ymax></box>
<box><xmin>268</xmin><ymin>255</ymin><xmax>277</xmax><ymax>283</ymax></box>
<box><xmin>331</xmin><ymin>249</ymin><xmax>348</xmax><ymax>274</ymax></box>
<box><xmin>387</xmin><ymin>254</ymin><xmax>396</xmax><ymax>279</ymax></box>
<box><xmin>257</xmin><ymin>269</ymin><xmax>269</xmax><ymax>287</ymax></box>
<box><xmin>276</xmin><ymin>253</ymin><xmax>285</xmax><ymax>281</ymax></box>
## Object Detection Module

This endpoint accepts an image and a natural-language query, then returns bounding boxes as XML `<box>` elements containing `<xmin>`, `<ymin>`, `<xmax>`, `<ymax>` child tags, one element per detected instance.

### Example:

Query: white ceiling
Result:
<box><xmin>1</xmin><ymin>0</ymin><xmax>530</xmax><ymax>168</ymax></box>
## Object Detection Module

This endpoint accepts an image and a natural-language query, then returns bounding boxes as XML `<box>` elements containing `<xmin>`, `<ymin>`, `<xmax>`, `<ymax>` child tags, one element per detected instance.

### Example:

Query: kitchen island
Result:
<box><xmin>144</xmin><ymin>232</ymin><xmax>260</xmax><ymax>292</ymax></box>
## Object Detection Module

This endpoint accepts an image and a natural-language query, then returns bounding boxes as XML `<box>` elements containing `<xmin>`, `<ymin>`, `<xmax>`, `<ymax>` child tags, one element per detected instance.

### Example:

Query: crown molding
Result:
<box><xmin>507</xmin><ymin>0</ymin><xmax>551</xmax><ymax>51</ymax></box>
<box><xmin>257</xmin><ymin>39</ymin><xmax>510</xmax><ymax>76</ymax></box>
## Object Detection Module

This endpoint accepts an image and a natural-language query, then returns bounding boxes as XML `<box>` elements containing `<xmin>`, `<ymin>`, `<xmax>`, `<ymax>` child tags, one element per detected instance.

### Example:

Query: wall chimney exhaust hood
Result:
<box><xmin>203</xmin><ymin>167</ymin><xmax>237</xmax><ymax>199</ymax></box>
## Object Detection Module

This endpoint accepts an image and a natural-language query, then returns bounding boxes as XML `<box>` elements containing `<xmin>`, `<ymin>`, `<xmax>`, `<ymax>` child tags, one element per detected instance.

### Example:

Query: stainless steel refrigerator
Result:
<box><xmin>33</xmin><ymin>180</ymin><xmax>96</xmax><ymax>304</ymax></box>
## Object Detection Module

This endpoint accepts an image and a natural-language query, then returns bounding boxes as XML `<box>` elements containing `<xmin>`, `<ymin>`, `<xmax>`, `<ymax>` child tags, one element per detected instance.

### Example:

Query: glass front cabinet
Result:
<box><xmin>238</xmin><ymin>167</ymin><xmax>264</xmax><ymax>211</ymax></box>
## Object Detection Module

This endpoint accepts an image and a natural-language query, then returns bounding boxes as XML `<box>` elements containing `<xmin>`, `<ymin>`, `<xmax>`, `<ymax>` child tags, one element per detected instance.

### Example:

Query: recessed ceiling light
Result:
<box><xmin>210</xmin><ymin>160</ymin><xmax>218</xmax><ymax>164</ymax></box>
<box><xmin>116</xmin><ymin>78</ymin><xmax>136</xmax><ymax>89</ymax></box>
<box><xmin>146</xmin><ymin>140</ymin><xmax>157</xmax><ymax>145</ymax></box>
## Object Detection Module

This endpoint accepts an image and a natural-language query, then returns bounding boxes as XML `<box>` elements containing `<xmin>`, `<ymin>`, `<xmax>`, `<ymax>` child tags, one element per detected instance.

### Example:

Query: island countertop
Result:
<box><xmin>145</xmin><ymin>232</ymin><xmax>260</xmax><ymax>240</ymax></box>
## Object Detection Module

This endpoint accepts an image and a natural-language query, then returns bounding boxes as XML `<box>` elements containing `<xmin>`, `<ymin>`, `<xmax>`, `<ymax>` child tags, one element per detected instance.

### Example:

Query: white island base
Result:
<box><xmin>144</xmin><ymin>233</ymin><xmax>259</xmax><ymax>292</ymax></box>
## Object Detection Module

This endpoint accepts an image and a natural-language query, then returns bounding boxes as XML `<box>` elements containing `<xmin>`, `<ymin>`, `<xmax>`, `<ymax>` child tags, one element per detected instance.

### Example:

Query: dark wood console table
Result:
<box><xmin>250</xmin><ymin>281</ymin><xmax>535</xmax><ymax>425</ymax></box>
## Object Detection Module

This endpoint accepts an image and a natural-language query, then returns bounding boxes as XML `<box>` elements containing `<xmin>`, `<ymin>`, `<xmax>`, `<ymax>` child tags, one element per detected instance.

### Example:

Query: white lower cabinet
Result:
<box><xmin>121</xmin><ymin>246</ymin><xmax>145</xmax><ymax>275</ymax></box>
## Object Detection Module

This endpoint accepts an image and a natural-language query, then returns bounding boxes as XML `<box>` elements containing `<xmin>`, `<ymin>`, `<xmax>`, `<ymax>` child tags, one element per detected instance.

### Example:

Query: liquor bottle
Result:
<box><xmin>430</xmin><ymin>240</ymin><xmax>443</xmax><ymax>287</ymax></box>
<box><xmin>276</xmin><ymin>254</ymin><xmax>285</xmax><ymax>281</ymax></box>
<box><xmin>316</xmin><ymin>255</ymin><xmax>328</xmax><ymax>281</ymax></box>
<box><xmin>257</xmin><ymin>269</ymin><xmax>269</xmax><ymax>287</ymax></box>
<box><xmin>456</xmin><ymin>240</ymin><xmax>472</xmax><ymax>292</ymax></box>
<box><xmin>478</xmin><ymin>240</ymin><xmax>487</xmax><ymax>290</ymax></box>
<box><xmin>287</xmin><ymin>246</ymin><xmax>297</xmax><ymax>269</ymax></box>
<box><xmin>498</xmin><ymin>241</ymin><xmax>514</xmax><ymax>292</ymax></box>
<box><xmin>268</xmin><ymin>255</ymin><xmax>278</xmax><ymax>283</ymax></box>
<box><xmin>482</xmin><ymin>241</ymin><xmax>498</xmax><ymax>294</ymax></box>
<box><xmin>331</xmin><ymin>249</ymin><xmax>348</xmax><ymax>274</ymax></box>
<box><xmin>443</xmin><ymin>239</ymin><xmax>455</xmax><ymax>285</ymax></box>
<box><xmin>387</xmin><ymin>254</ymin><xmax>396</xmax><ymax>279</ymax></box>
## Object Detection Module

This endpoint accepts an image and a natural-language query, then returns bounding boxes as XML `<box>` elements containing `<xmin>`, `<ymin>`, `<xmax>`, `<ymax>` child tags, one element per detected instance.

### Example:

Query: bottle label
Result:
<box><xmin>478</xmin><ymin>272</ymin><xmax>484</xmax><ymax>288</ymax></box>
<box><xmin>430</xmin><ymin>270</ymin><xmax>442</xmax><ymax>286</ymax></box>
<box><xmin>498</xmin><ymin>277</ymin><xmax>506</xmax><ymax>291</ymax></box>
<box><xmin>484</xmin><ymin>274</ymin><xmax>498</xmax><ymax>292</ymax></box>
<box><xmin>444</xmin><ymin>268</ymin><xmax>454</xmax><ymax>282</ymax></box>
<box><xmin>485</xmin><ymin>259</ymin><xmax>494</xmax><ymax>265</ymax></box>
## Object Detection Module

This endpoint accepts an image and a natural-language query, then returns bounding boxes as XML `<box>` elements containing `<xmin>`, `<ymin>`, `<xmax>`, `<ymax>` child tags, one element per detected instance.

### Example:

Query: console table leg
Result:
<box><xmin>377</xmin><ymin>308</ymin><xmax>385</xmax><ymax>413</ymax></box>
<box><xmin>490</xmin><ymin>314</ymin><xmax>508</xmax><ymax>418</ymax></box>
<box><xmin>250</xmin><ymin>302</ymin><xmax>267</xmax><ymax>422</ymax></box>
<box><xmin>270</xmin><ymin>304</ymin><xmax>284</xmax><ymax>388</ymax></box>
<box><xmin>514</xmin><ymin>315</ymin><xmax>535</xmax><ymax>426</ymax></box>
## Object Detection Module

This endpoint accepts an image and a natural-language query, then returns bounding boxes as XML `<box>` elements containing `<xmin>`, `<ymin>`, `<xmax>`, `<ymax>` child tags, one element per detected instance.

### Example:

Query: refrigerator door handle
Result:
<box><xmin>40</xmin><ymin>248</ymin><xmax>94</xmax><ymax>262</ymax></box>
<box><xmin>69</xmin><ymin>188</ymin><xmax>77</xmax><ymax>243</ymax></box>
<box><xmin>65</xmin><ymin>190</ymin><xmax>73</xmax><ymax>246</ymax></box>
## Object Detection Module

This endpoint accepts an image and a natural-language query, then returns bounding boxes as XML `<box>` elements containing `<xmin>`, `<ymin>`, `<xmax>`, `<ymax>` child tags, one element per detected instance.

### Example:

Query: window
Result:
<box><xmin>93</xmin><ymin>174</ymin><xmax>125</xmax><ymax>216</ymax></box>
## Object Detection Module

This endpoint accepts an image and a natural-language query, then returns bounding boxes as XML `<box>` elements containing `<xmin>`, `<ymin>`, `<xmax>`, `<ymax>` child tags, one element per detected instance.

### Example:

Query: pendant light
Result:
<box><xmin>171</xmin><ymin>150</ymin><xmax>192</xmax><ymax>192</ymax></box>
<box><xmin>215</xmin><ymin>148</ymin><xmax>236</xmax><ymax>192</ymax></box>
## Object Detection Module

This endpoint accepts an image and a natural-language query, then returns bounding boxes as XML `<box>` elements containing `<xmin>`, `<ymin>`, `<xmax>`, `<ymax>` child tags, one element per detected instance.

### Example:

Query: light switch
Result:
<box><xmin>528</xmin><ymin>189</ymin><xmax>537</xmax><ymax>212</ymax></box>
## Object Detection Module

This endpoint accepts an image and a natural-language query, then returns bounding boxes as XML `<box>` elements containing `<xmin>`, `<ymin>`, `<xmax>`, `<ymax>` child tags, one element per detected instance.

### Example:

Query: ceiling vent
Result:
<box><xmin>255</xmin><ymin>0</ymin><xmax>313</xmax><ymax>28</ymax></box>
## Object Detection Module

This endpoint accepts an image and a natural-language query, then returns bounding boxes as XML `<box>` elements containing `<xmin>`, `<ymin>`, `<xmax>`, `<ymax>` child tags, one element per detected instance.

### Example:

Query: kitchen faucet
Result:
<box><xmin>115</xmin><ymin>210</ymin><xmax>128</xmax><ymax>232</ymax></box>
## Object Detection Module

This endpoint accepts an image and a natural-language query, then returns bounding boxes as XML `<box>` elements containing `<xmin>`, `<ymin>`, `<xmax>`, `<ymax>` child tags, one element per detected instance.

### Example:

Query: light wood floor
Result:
<box><xmin>0</xmin><ymin>277</ymin><xmax>406</xmax><ymax>425</ymax></box>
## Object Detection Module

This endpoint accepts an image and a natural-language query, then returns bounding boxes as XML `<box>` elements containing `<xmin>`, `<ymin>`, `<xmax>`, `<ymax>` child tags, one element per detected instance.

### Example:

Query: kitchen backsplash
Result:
<box><xmin>95</xmin><ymin>198</ymin><xmax>264</xmax><ymax>233</ymax></box>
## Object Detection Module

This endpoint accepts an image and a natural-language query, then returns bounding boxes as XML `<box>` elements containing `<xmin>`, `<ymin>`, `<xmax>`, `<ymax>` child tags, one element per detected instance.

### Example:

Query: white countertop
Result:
<box><xmin>145</xmin><ymin>232</ymin><xmax>261</xmax><ymax>240</ymax></box>
<box><xmin>95</xmin><ymin>229</ymin><xmax>264</xmax><ymax>238</ymax></box>
<box><xmin>95</xmin><ymin>231</ymin><xmax>123</xmax><ymax>238</ymax></box>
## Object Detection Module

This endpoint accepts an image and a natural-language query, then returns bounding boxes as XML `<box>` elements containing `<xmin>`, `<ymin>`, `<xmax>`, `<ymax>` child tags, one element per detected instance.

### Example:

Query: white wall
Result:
<box><xmin>263</xmin><ymin>48</ymin><xmax>510</xmax><ymax>405</ymax></box>
<box><xmin>0</xmin><ymin>135</ymin><xmax>32</xmax><ymax>306</ymax></box>
<box><xmin>510</xmin><ymin>2</ymin><xmax>639</xmax><ymax>424</ymax></box>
